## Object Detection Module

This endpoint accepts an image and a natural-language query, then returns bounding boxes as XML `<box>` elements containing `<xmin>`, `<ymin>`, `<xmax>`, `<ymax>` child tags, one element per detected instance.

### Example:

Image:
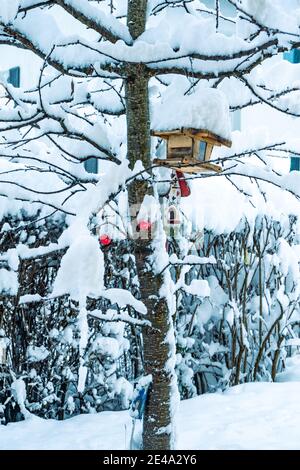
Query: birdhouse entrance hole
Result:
<box><xmin>169</xmin><ymin>208</ymin><xmax>176</xmax><ymax>225</ymax></box>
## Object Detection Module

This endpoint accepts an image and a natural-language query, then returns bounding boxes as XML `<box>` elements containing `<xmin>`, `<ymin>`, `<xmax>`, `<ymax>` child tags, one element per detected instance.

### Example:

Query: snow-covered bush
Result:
<box><xmin>1</xmin><ymin>193</ymin><xmax>300</xmax><ymax>423</ymax></box>
<box><xmin>0</xmin><ymin>210</ymin><xmax>138</xmax><ymax>422</ymax></box>
<box><xmin>175</xmin><ymin>213</ymin><xmax>300</xmax><ymax>397</ymax></box>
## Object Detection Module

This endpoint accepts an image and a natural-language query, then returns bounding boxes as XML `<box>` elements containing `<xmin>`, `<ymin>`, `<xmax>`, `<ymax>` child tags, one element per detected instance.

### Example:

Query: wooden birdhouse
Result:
<box><xmin>152</xmin><ymin>128</ymin><xmax>232</xmax><ymax>174</ymax></box>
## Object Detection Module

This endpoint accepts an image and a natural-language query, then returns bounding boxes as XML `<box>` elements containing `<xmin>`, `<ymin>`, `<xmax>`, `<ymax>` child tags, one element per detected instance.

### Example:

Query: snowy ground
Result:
<box><xmin>2</xmin><ymin>357</ymin><xmax>300</xmax><ymax>450</ymax></box>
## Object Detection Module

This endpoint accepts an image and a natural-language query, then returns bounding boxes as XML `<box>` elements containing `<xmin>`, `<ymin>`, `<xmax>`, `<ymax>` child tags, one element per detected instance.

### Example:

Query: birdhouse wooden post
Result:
<box><xmin>152</xmin><ymin>128</ymin><xmax>232</xmax><ymax>174</ymax></box>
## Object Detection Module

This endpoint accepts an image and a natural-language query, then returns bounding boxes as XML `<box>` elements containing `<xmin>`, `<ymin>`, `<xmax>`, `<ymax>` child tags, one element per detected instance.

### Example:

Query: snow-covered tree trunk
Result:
<box><xmin>126</xmin><ymin>0</ymin><xmax>176</xmax><ymax>450</ymax></box>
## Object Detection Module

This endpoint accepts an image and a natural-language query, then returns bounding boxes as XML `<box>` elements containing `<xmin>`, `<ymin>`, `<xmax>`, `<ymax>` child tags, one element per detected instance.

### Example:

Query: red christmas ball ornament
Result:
<box><xmin>99</xmin><ymin>234</ymin><xmax>112</xmax><ymax>246</ymax></box>
<box><xmin>138</xmin><ymin>220</ymin><xmax>152</xmax><ymax>231</ymax></box>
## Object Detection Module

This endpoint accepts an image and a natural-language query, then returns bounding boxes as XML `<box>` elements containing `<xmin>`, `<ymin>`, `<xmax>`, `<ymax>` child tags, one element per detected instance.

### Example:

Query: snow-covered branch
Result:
<box><xmin>55</xmin><ymin>0</ymin><xmax>132</xmax><ymax>45</ymax></box>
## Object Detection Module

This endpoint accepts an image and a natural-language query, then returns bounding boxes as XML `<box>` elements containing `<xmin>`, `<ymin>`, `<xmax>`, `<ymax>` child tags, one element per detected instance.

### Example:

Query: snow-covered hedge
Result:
<box><xmin>2</xmin><ymin>204</ymin><xmax>300</xmax><ymax>422</ymax></box>
<box><xmin>176</xmin><ymin>213</ymin><xmax>300</xmax><ymax>397</ymax></box>
<box><xmin>0</xmin><ymin>210</ymin><xmax>137</xmax><ymax>423</ymax></box>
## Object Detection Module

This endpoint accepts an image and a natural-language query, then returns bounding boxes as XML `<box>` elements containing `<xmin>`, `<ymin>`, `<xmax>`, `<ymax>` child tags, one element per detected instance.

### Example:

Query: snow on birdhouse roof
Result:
<box><xmin>151</xmin><ymin>83</ymin><xmax>232</xmax><ymax>144</ymax></box>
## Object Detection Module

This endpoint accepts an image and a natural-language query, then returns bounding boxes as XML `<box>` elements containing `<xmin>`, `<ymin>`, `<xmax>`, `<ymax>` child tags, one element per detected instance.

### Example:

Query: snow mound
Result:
<box><xmin>52</xmin><ymin>233</ymin><xmax>104</xmax><ymax>301</ymax></box>
<box><xmin>2</xmin><ymin>381</ymin><xmax>300</xmax><ymax>449</ymax></box>
<box><xmin>151</xmin><ymin>81</ymin><xmax>231</xmax><ymax>142</ymax></box>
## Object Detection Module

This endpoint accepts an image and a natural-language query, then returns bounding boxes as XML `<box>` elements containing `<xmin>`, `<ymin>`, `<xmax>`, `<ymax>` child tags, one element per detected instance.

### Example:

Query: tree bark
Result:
<box><xmin>126</xmin><ymin>0</ymin><xmax>177</xmax><ymax>450</ymax></box>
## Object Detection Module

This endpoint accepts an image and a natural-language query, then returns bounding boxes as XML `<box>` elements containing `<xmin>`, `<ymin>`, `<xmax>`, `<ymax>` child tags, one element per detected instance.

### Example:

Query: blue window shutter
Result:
<box><xmin>84</xmin><ymin>158</ymin><xmax>98</xmax><ymax>174</ymax></box>
<box><xmin>294</xmin><ymin>49</ymin><xmax>300</xmax><ymax>63</ymax></box>
<box><xmin>284</xmin><ymin>51</ymin><xmax>294</xmax><ymax>63</ymax></box>
<box><xmin>290</xmin><ymin>157</ymin><xmax>300</xmax><ymax>171</ymax></box>
<box><xmin>8</xmin><ymin>67</ymin><xmax>20</xmax><ymax>87</ymax></box>
<box><xmin>283</xmin><ymin>50</ymin><xmax>300</xmax><ymax>171</ymax></box>
<box><xmin>284</xmin><ymin>49</ymin><xmax>300</xmax><ymax>64</ymax></box>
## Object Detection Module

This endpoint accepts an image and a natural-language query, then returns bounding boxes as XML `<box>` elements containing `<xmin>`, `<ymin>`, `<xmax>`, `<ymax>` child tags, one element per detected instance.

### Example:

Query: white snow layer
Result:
<box><xmin>10</xmin><ymin>378</ymin><xmax>30</xmax><ymax>419</ymax></box>
<box><xmin>0</xmin><ymin>0</ymin><xmax>19</xmax><ymax>24</ymax></box>
<box><xmin>183</xmin><ymin>279</ymin><xmax>210</xmax><ymax>297</ymax></box>
<box><xmin>240</xmin><ymin>0</ymin><xmax>300</xmax><ymax>33</ymax></box>
<box><xmin>102</xmin><ymin>289</ymin><xmax>147</xmax><ymax>315</ymax></box>
<box><xmin>26</xmin><ymin>345</ymin><xmax>50</xmax><ymax>362</ymax></box>
<box><xmin>52</xmin><ymin>233</ymin><xmax>104</xmax><ymax>301</ymax></box>
<box><xmin>2</xmin><ymin>380</ymin><xmax>300</xmax><ymax>449</ymax></box>
<box><xmin>59</xmin><ymin>0</ymin><xmax>132</xmax><ymax>44</ymax></box>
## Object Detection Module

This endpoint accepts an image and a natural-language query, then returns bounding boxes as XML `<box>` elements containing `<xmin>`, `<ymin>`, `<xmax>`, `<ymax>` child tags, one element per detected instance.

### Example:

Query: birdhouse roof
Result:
<box><xmin>151</xmin><ymin>128</ymin><xmax>232</xmax><ymax>148</ymax></box>
<box><xmin>151</xmin><ymin>85</ymin><xmax>232</xmax><ymax>145</ymax></box>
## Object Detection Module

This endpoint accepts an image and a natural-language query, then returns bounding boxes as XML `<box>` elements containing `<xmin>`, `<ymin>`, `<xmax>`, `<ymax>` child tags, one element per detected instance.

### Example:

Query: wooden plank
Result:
<box><xmin>168</xmin><ymin>134</ymin><xmax>192</xmax><ymax>148</ymax></box>
<box><xmin>153</xmin><ymin>158</ymin><xmax>222</xmax><ymax>174</ymax></box>
<box><xmin>192</xmin><ymin>141</ymin><xmax>213</xmax><ymax>161</ymax></box>
<box><xmin>205</xmin><ymin>144</ymin><xmax>213</xmax><ymax>161</ymax></box>
<box><xmin>169</xmin><ymin>147</ymin><xmax>192</xmax><ymax>159</ymax></box>
<box><xmin>179</xmin><ymin>163</ymin><xmax>222</xmax><ymax>173</ymax></box>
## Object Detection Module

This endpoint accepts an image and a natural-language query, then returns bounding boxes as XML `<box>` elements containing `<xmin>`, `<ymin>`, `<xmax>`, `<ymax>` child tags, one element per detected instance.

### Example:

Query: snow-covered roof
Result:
<box><xmin>151</xmin><ymin>85</ymin><xmax>232</xmax><ymax>143</ymax></box>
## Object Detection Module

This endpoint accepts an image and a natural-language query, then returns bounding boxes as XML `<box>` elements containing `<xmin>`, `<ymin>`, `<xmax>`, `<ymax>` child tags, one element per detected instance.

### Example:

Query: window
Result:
<box><xmin>198</xmin><ymin>141</ymin><xmax>207</xmax><ymax>161</ymax></box>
